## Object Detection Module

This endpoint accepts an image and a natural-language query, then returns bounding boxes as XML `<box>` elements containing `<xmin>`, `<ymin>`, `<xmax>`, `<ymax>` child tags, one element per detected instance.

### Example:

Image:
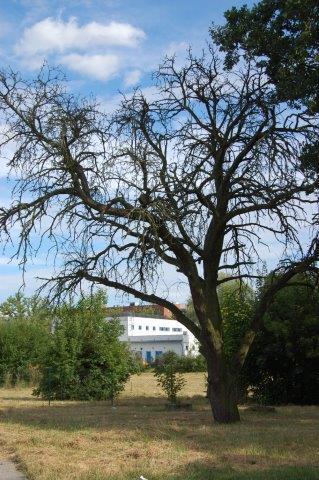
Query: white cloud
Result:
<box><xmin>61</xmin><ymin>53</ymin><xmax>120</xmax><ymax>81</ymax></box>
<box><xmin>0</xmin><ymin>257</ymin><xmax>19</xmax><ymax>266</ymax></box>
<box><xmin>124</xmin><ymin>69</ymin><xmax>142</xmax><ymax>87</ymax></box>
<box><xmin>166</xmin><ymin>41</ymin><xmax>188</xmax><ymax>57</ymax></box>
<box><xmin>20</xmin><ymin>55</ymin><xmax>46</xmax><ymax>71</ymax></box>
<box><xmin>16</xmin><ymin>17</ymin><xmax>146</xmax><ymax>56</ymax></box>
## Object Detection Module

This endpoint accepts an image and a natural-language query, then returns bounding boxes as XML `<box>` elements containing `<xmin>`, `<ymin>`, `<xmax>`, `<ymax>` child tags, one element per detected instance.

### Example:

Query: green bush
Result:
<box><xmin>153</xmin><ymin>351</ymin><xmax>186</xmax><ymax>404</ymax></box>
<box><xmin>152</xmin><ymin>351</ymin><xmax>206</xmax><ymax>373</ymax></box>
<box><xmin>0</xmin><ymin>293</ymin><xmax>51</xmax><ymax>386</ymax></box>
<box><xmin>174</xmin><ymin>353</ymin><xmax>206</xmax><ymax>372</ymax></box>
<box><xmin>243</xmin><ymin>275</ymin><xmax>319</xmax><ymax>405</ymax></box>
<box><xmin>34</xmin><ymin>291</ymin><xmax>138</xmax><ymax>403</ymax></box>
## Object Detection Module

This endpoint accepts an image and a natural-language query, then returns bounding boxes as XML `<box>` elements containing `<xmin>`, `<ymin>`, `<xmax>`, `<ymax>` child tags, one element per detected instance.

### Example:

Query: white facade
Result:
<box><xmin>109</xmin><ymin>315</ymin><xmax>198</xmax><ymax>362</ymax></box>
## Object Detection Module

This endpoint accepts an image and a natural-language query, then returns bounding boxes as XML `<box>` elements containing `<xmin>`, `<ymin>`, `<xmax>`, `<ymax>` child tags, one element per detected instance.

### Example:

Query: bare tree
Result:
<box><xmin>0</xmin><ymin>49</ymin><xmax>318</xmax><ymax>423</ymax></box>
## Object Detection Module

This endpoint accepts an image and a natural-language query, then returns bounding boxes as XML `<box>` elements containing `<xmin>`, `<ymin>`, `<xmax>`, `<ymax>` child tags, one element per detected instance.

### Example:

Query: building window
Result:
<box><xmin>138</xmin><ymin>325</ymin><xmax>142</xmax><ymax>330</ymax></box>
<box><xmin>146</xmin><ymin>326</ymin><xmax>149</xmax><ymax>331</ymax></box>
<box><xmin>159</xmin><ymin>327</ymin><xmax>170</xmax><ymax>331</ymax></box>
<box><xmin>172</xmin><ymin>328</ymin><xmax>182</xmax><ymax>332</ymax></box>
<box><xmin>131</xmin><ymin>325</ymin><xmax>134</xmax><ymax>330</ymax></box>
<box><xmin>185</xmin><ymin>345</ymin><xmax>189</xmax><ymax>350</ymax></box>
<box><xmin>153</xmin><ymin>326</ymin><xmax>156</xmax><ymax>331</ymax></box>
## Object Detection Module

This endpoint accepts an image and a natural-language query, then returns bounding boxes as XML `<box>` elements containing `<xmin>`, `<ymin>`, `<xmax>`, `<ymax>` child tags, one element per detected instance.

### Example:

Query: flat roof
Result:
<box><xmin>107</xmin><ymin>314</ymin><xmax>177</xmax><ymax>320</ymax></box>
<box><xmin>128</xmin><ymin>334</ymin><xmax>184</xmax><ymax>342</ymax></box>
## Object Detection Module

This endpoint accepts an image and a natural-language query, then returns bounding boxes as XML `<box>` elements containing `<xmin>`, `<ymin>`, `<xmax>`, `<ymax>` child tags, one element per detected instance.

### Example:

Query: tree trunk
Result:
<box><xmin>206</xmin><ymin>357</ymin><xmax>240</xmax><ymax>423</ymax></box>
<box><xmin>195</xmin><ymin>291</ymin><xmax>241</xmax><ymax>423</ymax></box>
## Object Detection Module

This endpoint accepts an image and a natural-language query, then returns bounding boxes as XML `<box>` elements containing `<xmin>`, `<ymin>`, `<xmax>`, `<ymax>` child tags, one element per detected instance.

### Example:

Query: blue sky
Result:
<box><xmin>0</xmin><ymin>0</ymin><xmax>261</xmax><ymax>304</ymax></box>
<box><xmin>0</xmin><ymin>0</ymin><xmax>252</xmax><ymax>96</ymax></box>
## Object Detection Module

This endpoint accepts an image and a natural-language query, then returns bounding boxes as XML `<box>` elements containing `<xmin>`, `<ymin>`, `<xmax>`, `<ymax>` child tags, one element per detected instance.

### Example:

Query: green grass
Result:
<box><xmin>0</xmin><ymin>373</ymin><xmax>318</xmax><ymax>480</ymax></box>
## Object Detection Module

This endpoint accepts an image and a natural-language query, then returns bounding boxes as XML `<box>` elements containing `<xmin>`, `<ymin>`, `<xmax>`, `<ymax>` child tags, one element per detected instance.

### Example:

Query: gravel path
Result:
<box><xmin>0</xmin><ymin>460</ymin><xmax>26</xmax><ymax>479</ymax></box>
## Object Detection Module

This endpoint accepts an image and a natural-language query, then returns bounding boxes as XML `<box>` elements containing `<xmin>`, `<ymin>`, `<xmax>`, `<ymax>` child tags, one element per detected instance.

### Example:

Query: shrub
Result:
<box><xmin>153</xmin><ymin>351</ymin><xmax>186</xmax><ymax>404</ymax></box>
<box><xmin>243</xmin><ymin>275</ymin><xmax>319</xmax><ymax>405</ymax></box>
<box><xmin>152</xmin><ymin>351</ymin><xmax>206</xmax><ymax>373</ymax></box>
<box><xmin>177</xmin><ymin>354</ymin><xmax>206</xmax><ymax>372</ymax></box>
<box><xmin>34</xmin><ymin>291</ymin><xmax>138</xmax><ymax>403</ymax></box>
<box><xmin>0</xmin><ymin>294</ymin><xmax>51</xmax><ymax>386</ymax></box>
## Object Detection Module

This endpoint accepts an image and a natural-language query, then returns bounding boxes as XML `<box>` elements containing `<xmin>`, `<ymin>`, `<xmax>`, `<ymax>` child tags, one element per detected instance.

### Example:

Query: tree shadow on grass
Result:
<box><xmin>81</xmin><ymin>463</ymin><xmax>319</xmax><ymax>480</ymax></box>
<box><xmin>0</xmin><ymin>395</ymin><xmax>315</xmax><ymax>439</ymax></box>
<box><xmin>0</xmin><ymin>395</ymin><xmax>212</xmax><ymax>432</ymax></box>
<box><xmin>1</xmin><ymin>396</ymin><xmax>318</xmax><ymax>474</ymax></box>
<box><xmin>168</xmin><ymin>463</ymin><xmax>319</xmax><ymax>480</ymax></box>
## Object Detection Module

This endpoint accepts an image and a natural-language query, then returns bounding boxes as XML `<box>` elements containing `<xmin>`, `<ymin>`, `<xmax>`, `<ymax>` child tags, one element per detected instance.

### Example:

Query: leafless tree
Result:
<box><xmin>0</xmin><ymin>49</ymin><xmax>318</xmax><ymax>423</ymax></box>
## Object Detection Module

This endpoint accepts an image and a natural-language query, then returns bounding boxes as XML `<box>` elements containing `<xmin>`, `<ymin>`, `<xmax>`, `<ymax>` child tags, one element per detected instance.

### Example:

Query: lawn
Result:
<box><xmin>0</xmin><ymin>372</ymin><xmax>318</xmax><ymax>480</ymax></box>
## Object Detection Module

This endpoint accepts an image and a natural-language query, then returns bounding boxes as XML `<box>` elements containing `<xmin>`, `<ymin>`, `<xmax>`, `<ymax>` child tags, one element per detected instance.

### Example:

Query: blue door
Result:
<box><xmin>146</xmin><ymin>351</ymin><xmax>153</xmax><ymax>363</ymax></box>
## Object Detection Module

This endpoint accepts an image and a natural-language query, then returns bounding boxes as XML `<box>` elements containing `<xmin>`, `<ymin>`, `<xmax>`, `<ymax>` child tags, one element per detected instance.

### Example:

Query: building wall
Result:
<box><xmin>106</xmin><ymin>314</ymin><xmax>198</xmax><ymax>362</ymax></box>
<box><xmin>123</xmin><ymin>316</ymin><xmax>187</xmax><ymax>338</ymax></box>
<box><xmin>131</xmin><ymin>340</ymin><xmax>184</xmax><ymax>362</ymax></box>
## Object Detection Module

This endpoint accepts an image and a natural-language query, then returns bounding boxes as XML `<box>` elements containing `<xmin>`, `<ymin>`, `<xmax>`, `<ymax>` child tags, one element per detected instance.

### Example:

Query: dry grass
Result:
<box><xmin>0</xmin><ymin>372</ymin><xmax>318</xmax><ymax>480</ymax></box>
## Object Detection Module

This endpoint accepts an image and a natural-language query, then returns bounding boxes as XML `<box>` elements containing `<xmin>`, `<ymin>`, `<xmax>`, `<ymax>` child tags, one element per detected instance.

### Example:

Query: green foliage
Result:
<box><xmin>0</xmin><ymin>292</ymin><xmax>28</xmax><ymax>319</ymax></box>
<box><xmin>153</xmin><ymin>351</ymin><xmax>186</xmax><ymax>403</ymax></box>
<box><xmin>153</xmin><ymin>350</ymin><xmax>206</xmax><ymax>373</ymax></box>
<box><xmin>299</xmin><ymin>140</ymin><xmax>319</xmax><ymax>177</ymax></box>
<box><xmin>211</xmin><ymin>0</ymin><xmax>319</xmax><ymax>111</ymax></box>
<box><xmin>176</xmin><ymin>353</ymin><xmax>207</xmax><ymax>373</ymax></box>
<box><xmin>186</xmin><ymin>273</ymin><xmax>319</xmax><ymax>405</ymax></box>
<box><xmin>35</xmin><ymin>291</ymin><xmax>138</xmax><ymax>402</ymax></box>
<box><xmin>0</xmin><ymin>293</ymin><xmax>51</xmax><ymax>386</ymax></box>
<box><xmin>186</xmin><ymin>280</ymin><xmax>254</xmax><ymax>362</ymax></box>
<box><xmin>0</xmin><ymin>292</ymin><xmax>52</xmax><ymax>321</ymax></box>
<box><xmin>218</xmin><ymin>281</ymin><xmax>254</xmax><ymax>360</ymax></box>
<box><xmin>244</xmin><ymin>275</ymin><xmax>319</xmax><ymax>405</ymax></box>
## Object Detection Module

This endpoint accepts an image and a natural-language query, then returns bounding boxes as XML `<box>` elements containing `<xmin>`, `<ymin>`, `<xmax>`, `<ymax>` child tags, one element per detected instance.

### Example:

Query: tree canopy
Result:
<box><xmin>244</xmin><ymin>274</ymin><xmax>319</xmax><ymax>405</ymax></box>
<box><xmin>211</xmin><ymin>0</ymin><xmax>319</xmax><ymax>112</ymax></box>
<box><xmin>0</xmin><ymin>43</ymin><xmax>318</xmax><ymax>422</ymax></box>
<box><xmin>0</xmin><ymin>292</ymin><xmax>52</xmax><ymax>322</ymax></box>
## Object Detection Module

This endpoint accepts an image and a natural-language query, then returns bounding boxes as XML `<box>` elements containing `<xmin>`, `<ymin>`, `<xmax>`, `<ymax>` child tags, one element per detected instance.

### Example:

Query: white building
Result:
<box><xmin>109</xmin><ymin>314</ymin><xmax>198</xmax><ymax>363</ymax></box>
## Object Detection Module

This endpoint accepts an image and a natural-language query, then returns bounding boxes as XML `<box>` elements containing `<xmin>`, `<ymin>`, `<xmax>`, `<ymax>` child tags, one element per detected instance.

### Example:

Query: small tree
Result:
<box><xmin>35</xmin><ymin>291</ymin><xmax>137</xmax><ymax>402</ymax></box>
<box><xmin>154</xmin><ymin>352</ymin><xmax>186</xmax><ymax>404</ymax></box>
